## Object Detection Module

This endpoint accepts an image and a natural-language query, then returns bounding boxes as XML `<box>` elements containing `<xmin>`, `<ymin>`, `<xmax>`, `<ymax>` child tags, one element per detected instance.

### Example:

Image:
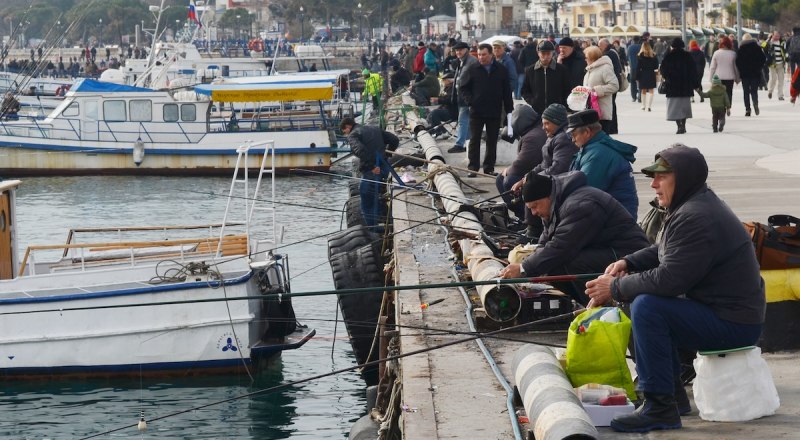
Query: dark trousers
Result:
<box><xmin>360</xmin><ymin>166</ymin><xmax>389</xmax><ymax>227</ymax></box>
<box><xmin>607</xmin><ymin>93</ymin><xmax>619</xmax><ymax>134</ymax></box>
<box><xmin>721</xmin><ymin>79</ymin><xmax>734</xmax><ymax>106</ymax></box>
<box><xmin>712</xmin><ymin>108</ymin><xmax>726</xmax><ymax>130</ymax></box>
<box><xmin>495</xmin><ymin>173</ymin><xmax>525</xmax><ymax>219</ymax></box>
<box><xmin>467</xmin><ymin>116</ymin><xmax>501</xmax><ymax>173</ymax></box>
<box><xmin>630</xmin><ymin>74</ymin><xmax>639</xmax><ymax>101</ymax></box>
<box><xmin>630</xmin><ymin>294</ymin><xmax>762</xmax><ymax>395</ymax></box>
<box><xmin>741</xmin><ymin>77</ymin><xmax>760</xmax><ymax>111</ymax></box>
<box><xmin>546</xmin><ymin>247</ymin><xmax>621</xmax><ymax>305</ymax></box>
<box><xmin>427</xmin><ymin>107</ymin><xmax>455</xmax><ymax>136</ymax></box>
<box><xmin>599</xmin><ymin>119</ymin><xmax>613</xmax><ymax>135</ymax></box>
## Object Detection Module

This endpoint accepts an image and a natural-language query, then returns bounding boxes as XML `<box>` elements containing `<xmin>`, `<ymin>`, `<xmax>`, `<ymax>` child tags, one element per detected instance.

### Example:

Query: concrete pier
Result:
<box><xmin>385</xmin><ymin>82</ymin><xmax>800</xmax><ymax>439</ymax></box>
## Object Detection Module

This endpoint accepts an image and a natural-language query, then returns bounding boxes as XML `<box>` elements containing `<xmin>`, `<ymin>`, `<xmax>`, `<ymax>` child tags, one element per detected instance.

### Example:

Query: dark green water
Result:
<box><xmin>0</xmin><ymin>175</ymin><xmax>365</xmax><ymax>439</ymax></box>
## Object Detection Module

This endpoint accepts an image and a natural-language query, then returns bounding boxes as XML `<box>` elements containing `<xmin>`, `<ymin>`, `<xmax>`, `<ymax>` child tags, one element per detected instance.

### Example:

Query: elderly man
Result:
<box><xmin>585</xmin><ymin>145</ymin><xmax>765</xmax><ymax>433</ymax></box>
<box><xmin>556</xmin><ymin>37</ymin><xmax>587</xmax><ymax>92</ymax></box>
<box><xmin>492</xmin><ymin>40</ymin><xmax>518</xmax><ymax>100</ymax></box>
<box><xmin>521</xmin><ymin>40</ymin><xmax>572</xmax><ymax>114</ymax></box>
<box><xmin>447</xmin><ymin>41</ymin><xmax>477</xmax><ymax>154</ymax></box>
<box><xmin>567</xmin><ymin>109</ymin><xmax>638</xmax><ymax>220</ymax></box>
<box><xmin>499</xmin><ymin>171</ymin><xmax>649</xmax><ymax>304</ymax></box>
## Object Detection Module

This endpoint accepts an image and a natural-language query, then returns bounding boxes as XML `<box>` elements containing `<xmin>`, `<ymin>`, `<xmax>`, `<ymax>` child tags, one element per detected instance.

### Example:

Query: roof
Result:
<box><xmin>72</xmin><ymin>79</ymin><xmax>154</xmax><ymax>93</ymax></box>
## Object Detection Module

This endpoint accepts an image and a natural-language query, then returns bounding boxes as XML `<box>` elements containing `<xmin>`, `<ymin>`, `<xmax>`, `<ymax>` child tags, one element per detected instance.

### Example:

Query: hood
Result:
<box><xmin>549</xmin><ymin>170</ymin><xmax>588</xmax><ymax>215</ymax></box>
<box><xmin>654</xmin><ymin>144</ymin><xmax>708</xmax><ymax>212</ymax></box>
<box><xmin>590</xmin><ymin>130</ymin><xmax>637</xmax><ymax>162</ymax></box>
<box><xmin>510</xmin><ymin>104</ymin><xmax>541</xmax><ymax>138</ymax></box>
<box><xmin>586</xmin><ymin>55</ymin><xmax>612</xmax><ymax>71</ymax></box>
<box><xmin>740</xmin><ymin>39</ymin><xmax>757</xmax><ymax>48</ymax></box>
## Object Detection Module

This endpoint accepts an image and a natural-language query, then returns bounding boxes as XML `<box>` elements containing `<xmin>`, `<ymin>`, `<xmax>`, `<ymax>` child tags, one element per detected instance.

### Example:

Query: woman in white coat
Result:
<box><xmin>583</xmin><ymin>45</ymin><xmax>620</xmax><ymax>134</ymax></box>
<box><xmin>709</xmin><ymin>36</ymin><xmax>739</xmax><ymax>116</ymax></box>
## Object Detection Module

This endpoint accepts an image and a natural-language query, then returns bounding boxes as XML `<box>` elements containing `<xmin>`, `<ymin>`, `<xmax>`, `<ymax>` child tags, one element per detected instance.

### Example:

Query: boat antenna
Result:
<box><xmin>143</xmin><ymin>0</ymin><xmax>167</xmax><ymax>88</ymax></box>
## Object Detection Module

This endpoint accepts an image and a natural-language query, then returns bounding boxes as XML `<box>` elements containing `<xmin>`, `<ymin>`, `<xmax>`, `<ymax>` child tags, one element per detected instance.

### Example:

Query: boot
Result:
<box><xmin>718</xmin><ymin>122</ymin><xmax>724</xmax><ymax>132</ymax></box>
<box><xmin>754</xmin><ymin>103</ymin><xmax>760</xmax><ymax>115</ymax></box>
<box><xmin>675</xmin><ymin>121</ymin><xmax>682</xmax><ymax>134</ymax></box>
<box><xmin>610</xmin><ymin>393</ymin><xmax>682</xmax><ymax>432</ymax></box>
<box><xmin>675</xmin><ymin>382</ymin><xmax>692</xmax><ymax>416</ymax></box>
<box><xmin>679</xmin><ymin>119</ymin><xmax>687</xmax><ymax>134</ymax></box>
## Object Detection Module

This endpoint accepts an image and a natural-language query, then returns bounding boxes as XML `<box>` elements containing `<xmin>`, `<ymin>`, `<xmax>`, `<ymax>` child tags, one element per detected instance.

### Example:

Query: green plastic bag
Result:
<box><xmin>565</xmin><ymin>307</ymin><xmax>637</xmax><ymax>400</ymax></box>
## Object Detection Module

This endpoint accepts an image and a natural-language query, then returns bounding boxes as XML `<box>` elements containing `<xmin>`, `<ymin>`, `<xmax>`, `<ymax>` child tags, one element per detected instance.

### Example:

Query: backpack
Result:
<box><xmin>790</xmin><ymin>35</ymin><xmax>800</xmax><ymax>60</ymax></box>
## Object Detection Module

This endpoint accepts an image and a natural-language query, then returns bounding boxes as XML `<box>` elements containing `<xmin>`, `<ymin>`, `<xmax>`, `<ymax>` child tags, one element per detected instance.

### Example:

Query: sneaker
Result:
<box><xmin>447</xmin><ymin>145</ymin><xmax>466</xmax><ymax>153</ymax></box>
<box><xmin>466</xmin><ymin>172</ymin><xmax>477</xmax><ymax>178</ymax></box>
<box><xmin>768</xmin><ymin>92</ymin><xmax>772</xmax><ymax>99</ymax></box>
<box><xmin>483</xmin><ymin>170</ymin><xmax>498</xmax><ymax>176</ymax></box>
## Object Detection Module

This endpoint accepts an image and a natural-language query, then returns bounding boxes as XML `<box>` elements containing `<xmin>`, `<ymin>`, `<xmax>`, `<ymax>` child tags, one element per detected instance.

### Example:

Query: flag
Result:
<box><xmin>188</xmin><ymin>0</ymin><xmax>202</xmax><ymax>28</ymax></box>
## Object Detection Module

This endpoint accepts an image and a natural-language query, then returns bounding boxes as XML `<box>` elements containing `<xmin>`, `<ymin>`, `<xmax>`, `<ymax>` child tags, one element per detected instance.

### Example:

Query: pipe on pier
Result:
<box><xmin>513</xmin><ymin>344</ymin><xmax>598</xmax><ymax>440</ymax></box>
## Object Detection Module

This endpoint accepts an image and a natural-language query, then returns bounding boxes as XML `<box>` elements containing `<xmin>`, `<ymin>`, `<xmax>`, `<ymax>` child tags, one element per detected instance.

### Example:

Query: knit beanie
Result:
<box><xmin>522</xmin><ymin>173</ymin><xmax>553</xmax><ymax>202</ymax></box>
<box><xmin>712</xmin><ymin>74</ymin><xmax>721</xmax><ymax>86</ymax></box>
<box><xmin>542</xmin><ymin>103</ymin><xmax>568</xmax><ymax>126</ymax></box>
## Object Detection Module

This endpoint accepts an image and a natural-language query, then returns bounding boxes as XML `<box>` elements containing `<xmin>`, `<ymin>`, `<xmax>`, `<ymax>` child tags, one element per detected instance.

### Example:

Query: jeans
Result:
<box><xmin>741</xmin><ymin>77</ymin><xmax>760</xmax><ymax>110</ymax></box>
<box><xmin>630</xmin><ymin>294</ymin><xmax>762</xmax><ymax>395</ymax></box>
<box><xmin>467</xmin><ymin>116</ymin><xmax>501</xmax><ymax>172</ymax></box>
<box><xmin>495</xmin><ymin>173</ymin><xmax>524</xmax><ymax>219</ymax></box>
<box><xmin>454</xmin><ymin>106</ymin><xmax>471</xmax><ymax>147</ymax></box>
<box><xmin>515</xmin><ymin>75</ymin><xmax>525</xmax><ymax>100</ymax></box>
<box><xmin>360</xmin><ymin>167</ymin><xmax>389</xmax><ymax>227</ymax></box>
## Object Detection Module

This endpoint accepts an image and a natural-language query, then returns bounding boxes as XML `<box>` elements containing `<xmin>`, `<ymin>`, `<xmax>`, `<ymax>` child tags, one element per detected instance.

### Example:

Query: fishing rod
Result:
<box><xmin>385</xmin><ymin>149</ymin><xmax>498</xmax><ymax>179</ymax></box>
<box><xmin>77</xmin><ymin>308</ymin><xmax>583</xmax><ymax>440</ymax></box>
<box><xmin>0</xmin><ymin>273</ymin><xmax>602</xmax><ymax>317</ymax></box>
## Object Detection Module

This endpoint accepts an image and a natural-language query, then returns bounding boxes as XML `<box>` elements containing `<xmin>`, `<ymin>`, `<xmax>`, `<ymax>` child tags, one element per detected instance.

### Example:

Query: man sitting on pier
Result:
<box><xmin>499</xmin><ymin>171</ymin><xmax>649</xmax><ymax>304</ymax></box>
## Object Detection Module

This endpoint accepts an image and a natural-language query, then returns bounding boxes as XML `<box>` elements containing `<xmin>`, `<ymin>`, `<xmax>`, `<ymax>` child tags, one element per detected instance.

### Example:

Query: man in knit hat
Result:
<box><xmin>499</xmin><ymin>170</ymin><xmax>649</xmax><ymax>304</ymax></box>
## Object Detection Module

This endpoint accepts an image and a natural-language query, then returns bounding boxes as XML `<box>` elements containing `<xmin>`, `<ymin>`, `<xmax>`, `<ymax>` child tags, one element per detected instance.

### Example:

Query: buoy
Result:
<box><xmin>133</xmin><ymin>138</ymin><xmax>145</xmax><ymax>166</ymax></box>
<box><xmin>137</xmin><ymin>411</ymin><xmax>147</xmax><ymax>432</ymax></box>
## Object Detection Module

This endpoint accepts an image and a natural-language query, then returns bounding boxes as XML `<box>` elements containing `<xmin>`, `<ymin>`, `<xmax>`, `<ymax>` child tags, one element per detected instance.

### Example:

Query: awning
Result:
<box><xmin>194</xmin><ymin>75</ymin><xmax>337</xmax><ymax>102</ymax></box>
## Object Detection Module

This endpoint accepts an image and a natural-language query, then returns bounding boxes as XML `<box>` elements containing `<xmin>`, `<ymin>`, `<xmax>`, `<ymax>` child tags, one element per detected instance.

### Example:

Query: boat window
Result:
<box><xmin>103</xmin><ymin>100</ymin><xmax>127</xmax><ymax>122</ymax></box>
<box><xmin>163</xmin><ymin>104</ymin><xmax>179</xmax><ymax>122</ymax></box>
<box><xmin>181</xmin><ymin>104</ymin><xmax>196</xmax><ymax>122</ymax></box>
<box><xmin>62</xmin><ymin>102</ymin><xmax>79</xmax><ymax>117</ymax></box>
<box><xmin>85</xmin><ymin>100</ymin><xmax>98</xmax><ymax>121</ymax></box>
<box><xmin>129</xmin><ymin>100</ymin><xmax>152</xmax><ymax>122</ymax></box>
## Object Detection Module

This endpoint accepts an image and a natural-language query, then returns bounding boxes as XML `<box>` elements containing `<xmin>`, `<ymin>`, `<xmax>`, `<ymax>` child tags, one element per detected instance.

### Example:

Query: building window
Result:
<box><xmin>163</xmin><ymin>104</ymin><xmax>178</xmax><ymax>122</ymax></box>
<box><xmin>589</xmin><ymin>14</ymin><xmax>597</xmax><ymax>27</ymax></box>
<box><xmin>577</xmin><ymin>14</ymin><xmax>585</xmax><ymax>27</ymax></box>
<box><xmin>103</xmin><ymin>100</ymin><xmax>126</xmax><ymax>122</ymax></box>
<box><xmin>129</xmin><ymin>100</ymin><xmax>152</xmax><ymax>122</ymax></box>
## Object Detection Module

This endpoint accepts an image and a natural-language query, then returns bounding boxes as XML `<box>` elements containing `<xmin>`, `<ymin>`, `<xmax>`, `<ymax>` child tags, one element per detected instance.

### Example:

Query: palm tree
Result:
<box><xmin>460</xmin><ymin>0</ymin><xmax>474</xmax><ymax>27</ymax></box>
<box><xmin>706</xmin><ymin>10</ymin><xmax>721</xmax><ymax>25</ymax></box>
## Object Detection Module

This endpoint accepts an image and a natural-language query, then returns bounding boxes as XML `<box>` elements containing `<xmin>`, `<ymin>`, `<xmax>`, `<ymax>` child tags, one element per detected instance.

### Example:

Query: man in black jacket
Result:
<box><xmin>499</xmin><ymin>171</ymin><xmax>649</xmax><ymax>304</ymax></box>
<box><xmin>458</xmin><ymin>43</ymin><xmax>514</xmax><ymax>176</ymax></box>
<box><xmin>586</xmin><ymin>145</ymin><xmax>765</xmax><ymax>433</ymax></box>
<box><xmin>521</xmin><ymin>40</ymin><xmax>572</xmax><ymax>114</ymax></box>
<box><xmin>340</xmin><ymin>117</ymin><xmax>400</xmax><ymax>228</ymax></box>
<box><xmin>556</xmin><ymin>37</ymin><xmax>586</xmax><ymax>92</ymax></box>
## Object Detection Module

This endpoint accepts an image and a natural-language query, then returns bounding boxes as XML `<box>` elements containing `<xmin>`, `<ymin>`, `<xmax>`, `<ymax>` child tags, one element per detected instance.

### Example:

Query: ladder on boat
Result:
<box><xmin>217</xmin><ymin>140</ymin><xmax>279</xmax><ymax>258</ymax></box>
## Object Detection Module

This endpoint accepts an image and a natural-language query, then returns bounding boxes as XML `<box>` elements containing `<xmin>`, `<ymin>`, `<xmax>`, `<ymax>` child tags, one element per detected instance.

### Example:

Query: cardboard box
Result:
<box><xmin>581</xmin><ymin>401</ymin><xmax>635</xmax><ymax>426</ymax></box>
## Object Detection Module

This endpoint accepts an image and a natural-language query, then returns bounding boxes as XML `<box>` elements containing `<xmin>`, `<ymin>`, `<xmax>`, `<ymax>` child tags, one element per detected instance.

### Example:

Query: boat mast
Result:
<box><xmin>143</xmin><ymin>0</ymin><xmax>167</xmax><ymax>88</ymax></box>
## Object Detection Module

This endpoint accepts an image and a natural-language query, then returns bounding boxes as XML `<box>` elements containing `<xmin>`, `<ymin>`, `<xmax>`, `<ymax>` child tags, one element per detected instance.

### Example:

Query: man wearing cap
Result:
<box><xmin>340</xmin><ymin>117</ymin><xmax>400</xmax><ymax>228</ymax></box>
<box><xmin>499</xmin><ymin>170</ymin><xmax>649</xmax><ymax>304</ymax></box>
<box><xmin>447</xmin><ymin>41</ymin><xmax>476</xmax><ymax>154</ymax></box>
<box><xmin>556</xmin><ymin>37</ymin><xmax>587</xmax><ymax>92</ymax></box>
<box><xmin>585</xmin><ymin>145</ymin><xmax>764</xmax><ymax>433</ymax></box>
<box><xmin>409</xmin><ymin>67</ymin><xmax>440</xmax><ymax>105</ymax></box>
<box><xmin>389</xmin><ymin>59</ymin><xmax>412</xmax><ymax>94</ymax></box>
<box><xmin>566</xmin><ymin>109</ymin><xmax>639</xmax><ymax>220</ymax></box>
<box><xmin>458</xmin><ymin>43</ymin><xmax>514</xmax><ymax>176</ymax></box>
<box><xmin>426</xmin><ymin>72</ymin><xmax>458</xmax><ymax>138</ymax></box>
<box><xmin>492</xmin><ymin>40</ymin><xmax>518</xmax><ymax>101</ymax></box>
<box><xmin>521</xmin><ymin>40</ymin><xmax>572</xmax><ymax>114</ymax></box>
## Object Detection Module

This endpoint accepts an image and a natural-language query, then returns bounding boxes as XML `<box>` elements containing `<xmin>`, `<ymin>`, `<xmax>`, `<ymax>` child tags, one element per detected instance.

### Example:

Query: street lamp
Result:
<box><xmin>98</xmin><ymin>18</ymin><xmax>103</xmax><ymax>46</ymax></box>
<box><xmin>299</xmin><ymin>6</ymin><xmax>305</xmax><ymax>42</ymax></box>
<box><xmin>358</xmin><ymin>3</ymin><xmax>363</xmax><ymax>41</ymax></box>
<box><xmin>427</xmin><ymin>5</ymin><xmax>433</xmax><ymax>41</ymax></box>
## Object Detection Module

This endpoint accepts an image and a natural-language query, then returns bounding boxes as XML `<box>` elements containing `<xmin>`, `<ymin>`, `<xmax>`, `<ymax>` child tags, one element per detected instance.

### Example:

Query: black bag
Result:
<box><xmin>457</xmin><ymin>201</ymin><xmax>510</xmax><ymax>235</ymax></box>
<box><xmin>743</xmin><ymin>214</ymin><xmax>800</xmax><ymax>270</ymax></box>
<box><xmin>658</xmin><ymin>79</ymin><xmax>668</xmax><ymax>95</ymax></box>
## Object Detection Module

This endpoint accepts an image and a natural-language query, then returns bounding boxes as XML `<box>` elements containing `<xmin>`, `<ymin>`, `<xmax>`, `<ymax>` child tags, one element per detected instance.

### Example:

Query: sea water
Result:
<box><xmin>0</xmin><ymin>175</ymin><xmax>365</xmax><ymax>439</ymax></box>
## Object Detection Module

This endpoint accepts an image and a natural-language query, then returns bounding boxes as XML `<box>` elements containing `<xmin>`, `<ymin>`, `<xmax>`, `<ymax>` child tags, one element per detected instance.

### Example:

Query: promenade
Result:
<box><xmin>390</xmin><ymin>80</ymin><xmax>800</xmax><ymax>439</ymax></box>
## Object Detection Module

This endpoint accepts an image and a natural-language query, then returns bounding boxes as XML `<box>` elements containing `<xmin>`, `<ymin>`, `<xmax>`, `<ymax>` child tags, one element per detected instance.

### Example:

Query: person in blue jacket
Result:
<box><xmin>566</xmin><ymin>109</ymin><xmax>639</xmax><ymax>220</ymax></box>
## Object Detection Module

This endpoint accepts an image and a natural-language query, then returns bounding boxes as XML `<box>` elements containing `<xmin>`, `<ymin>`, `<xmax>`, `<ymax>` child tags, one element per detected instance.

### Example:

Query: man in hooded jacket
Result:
<box><xmin>499</xmin><ymin>171</ymin><xmax>649</xmax><ymax>304</ymax></box>
<box><xmin>585</xmin><ymin>144</ymin><xmax>765</xmax><ymax>433</ymax></box>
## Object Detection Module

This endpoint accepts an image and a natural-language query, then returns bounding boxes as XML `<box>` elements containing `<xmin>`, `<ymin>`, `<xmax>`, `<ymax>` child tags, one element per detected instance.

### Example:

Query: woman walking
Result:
<box><xmin>660</xmin><ymin>38</ymin><xmax>699</xmax><ymax>134</ymax></box>
<box><xmin>709</xmin><ymin>36</ymin><xmax>739</xmax><ymax>115</ymax></box>
<box><xmin>583</xmin><ymin>46</ymin><xmax>619</xmax><ymax>134</ymax></box>
<box><xmin>735</xmin><ymin>33</ymin><xmax>767</xmax><ymax>116</ymax></box>
<box><xmin>688</xmin><ymin>40</ymin><xmax>706</xmax><ymax>102</ymax></box>
<box><xmin>636</xmin><ymin>41</ymin><xmax>659</xmax><ymax>111</ymax></box>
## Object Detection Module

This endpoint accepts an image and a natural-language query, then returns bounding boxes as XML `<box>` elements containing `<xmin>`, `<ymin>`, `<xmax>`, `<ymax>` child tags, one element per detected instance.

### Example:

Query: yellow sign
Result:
<box><xmin>210</xmin><ymin>87</ymin><xmax>333</xmax><ymax>102</ymax></box>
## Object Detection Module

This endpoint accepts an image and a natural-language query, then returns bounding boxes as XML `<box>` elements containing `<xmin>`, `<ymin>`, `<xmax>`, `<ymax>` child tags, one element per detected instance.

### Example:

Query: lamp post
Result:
<box><xmin>358</xmin><ymin>3</ymin><xmax>363</xmax><ymax>40</ymax></box>
<box><xmin>98</xmin><ymin>18</ymin><xmax>103</xmax><ymax>46</ymax></box>
<box><xmin>236</xmin><ymin>15</ymin><xmax>241</xmax><ymax>40</ymax></box>
<box><xmin>427</xmin><ymin>5</ymin><xmax>433</xmax><ymax>41</ymax></box>
<box><xmin>299</xmin><ymin>6</ymin><xmax>305</xmax><ymax>42</ymax></box>
<box><xmin>551</xmin><ymin>1</ymin><xmax>558</xmax><ymax>36</ymax></box>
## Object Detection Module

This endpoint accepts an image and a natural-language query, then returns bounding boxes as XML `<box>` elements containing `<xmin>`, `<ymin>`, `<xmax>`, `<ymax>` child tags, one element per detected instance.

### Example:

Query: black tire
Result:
<box><xmin>348</xmin><ymin>179</ymin><xmax>360</xmax><ymax>197</ymax></box>
<box><xmin>345</xmin><ymin>195</ymin><xmax>364</xmax><ymax>228</ymax></box>
<box><xmin>329</xmin><ymin>244</ymin><xmax>385</xmax><ymax>386</ymax></box>
<box><xmin>328</xmin><ymin>224</ymin><xmax>383</xmax><ymax>260</ymax></box>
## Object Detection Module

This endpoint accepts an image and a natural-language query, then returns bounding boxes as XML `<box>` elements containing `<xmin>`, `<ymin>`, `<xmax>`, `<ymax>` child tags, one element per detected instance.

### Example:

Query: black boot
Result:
<box><xmin>675</xmin><ymin>121</ymin><xmax>682</xmax><ymax>134</ymax></box>
<box><xmin>610</xmin><ymin>393</ymin><xmax>682</xmax><ymax>432</ymax></box>
<box><xmin>675</xmin><ymin>383</ymin><xmax>692</xmax><ymax>416</ymax></box>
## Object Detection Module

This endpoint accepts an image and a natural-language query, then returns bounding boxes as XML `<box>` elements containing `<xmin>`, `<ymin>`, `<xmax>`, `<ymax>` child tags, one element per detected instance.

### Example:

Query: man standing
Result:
<box><xmin>492</xmin><ymin>40</ymin><xmax>518</xmax><ymax>102</ymax></box>
<box><xmin>340</xmin><ymin>117</ymin><xmax>399</xmax><ymax>228</ymax></box>
<box><xmin>458</xmin><ymin>43</ymin><xmax>514</xmax><ymax>176</ymax></box>
<box><xmin>517</xmin><ymin>36</ymin><xmax>539</xmax><ymax>77</ymax></box>
<box><xmin>447</xmin><ymin>41</ymin><xmax>476</xmax><ymax>154</ymax></box>
<box><xmin>521</xmin><ymin>40</ymin><xmax>571</xmax><ymax>114</ymax></box>
<box><xmin>566</xmin><ymin>109</ymin><xmax>639</xmax><ymax>220</ymax></box>
<box><xmin>627</xmin><ymin>36</ymin><xmax>642</xmax><ymax>102</ymax></box>
<box><xmin>767</xmin><ymin>31</ymin><xmax>787</xmax><ymax>100</ymax></box>
<box><xmin>586</xmin><ymin>145</ymin><xmax>765</xmax><ymax>433</ymax></box>
<box><xmin>556</xmin><ymin>37</ymin><xmax>587</xmax><ymax>92</ymax></box>
<box><xmin>788</xmin><ymin>27</ymin><xmax>800</xmax><ymax>76</ymax></box>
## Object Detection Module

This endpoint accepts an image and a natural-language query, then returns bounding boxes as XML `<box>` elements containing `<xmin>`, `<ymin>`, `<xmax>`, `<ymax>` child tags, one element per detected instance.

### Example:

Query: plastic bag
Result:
<box><xmin>567</xmin><ymin>86</ymin><xmax>592</xmax><ymax>112</ymax></box>
<box><xmin>565</xmin><ymin>307</ymin><xmax>636</xmax><ymax>400</ymax></box>
<box><xmin>692</xmin><ymin>347</ymin><xmax>780</xmax><ymax>422</ymax></box>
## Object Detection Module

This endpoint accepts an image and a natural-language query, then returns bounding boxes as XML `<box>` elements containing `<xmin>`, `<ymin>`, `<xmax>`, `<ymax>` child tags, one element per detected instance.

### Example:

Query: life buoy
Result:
<box><xmin>247</xmin><ymin>39</ymin><xmax>255</xmax><ymax>50</ymax></box>
<box><xmin>251</xmin><ymin>40</ymin><xmax>264</xmax><ymax>53</ymax></box>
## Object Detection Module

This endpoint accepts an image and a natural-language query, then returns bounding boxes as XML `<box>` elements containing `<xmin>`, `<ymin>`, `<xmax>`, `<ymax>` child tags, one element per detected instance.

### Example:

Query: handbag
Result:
<box><xmin>658</xmin><ymin>78</ymin><xmax>668</xmax><ymax>94</ymax></box>
<box><xmin>743</xmin><ymin>214</ymin><xmax>800</xmax><ymax>269</ymax></box>
<box><xmin>618</xmin><ymin>72</ymin><xmax>629</xmax><ymax>92</ymax></box>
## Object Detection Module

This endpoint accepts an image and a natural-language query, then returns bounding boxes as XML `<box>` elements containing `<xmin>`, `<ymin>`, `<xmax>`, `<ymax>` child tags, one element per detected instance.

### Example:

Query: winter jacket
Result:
<box><xmin>520</xmin><ymin>171</ymin><xmax>649</xmax><ymax>276</ymax></box>
<box><xmin>560</xmin><ymin>49</ymin><xmax>587</xmax><ymax>92</ymax></box>
<box><xmin>709</xmin><ymin>48</ymin><xmax>739</xmax><ymax>82</ymax></box>
<box><xmin>424</xmin><ymin>48</ymin><xmax>438</xmax><ymax>72</ymax></box>
<box><xmin>532</xmin><ymin>123</ymin><xmax>578</xmax><ymax>176</ymax></box>
<box><xmin>689</xmin><ymin>48</ymin><xmax>706</xmax><ymax>79</ymax></box>
<box><xmin>413</xmin><ymin>47</ymin><xmax>427</xmax><ymax>73</ymax></box>
<box><xmin>700</xmin><ymin>84</ymin><xmax>731</xmax><ymax>110</ymax></box>
<box><xmin>453</xmin><ymin>54</ymin><xmax>477</xmax><ymax>107</ymax></box>
<box><xmin>517</xmin><ymin>43</ymin><xmax>539</xmax><ymax>71</ymax></box>
<box><xmin>569</xmin><ymin>130</ymin><xmax>638</xmax><ymax>220</ymax></box>
<box><xmin>458</xmin><ymin>58</ymin><xmax>514</xmax><ymax>119</ymax></box>
<box><xmin>521</xmin><ymin>60</ymin><xmax>572</xmax><ymax>114</ymax></box>
<box><xmin>791</xmin><ymin>67</ymin><xmax>800</xmax><ymax>100</ymax></box>
<box><xmin>348</xmin><ymin>123</ymin><xmax>400</xmax><ymax>174</ymax></box>
<box><xmin>627</xmin><ymin>43</ymin><xmax>641</xmax><ymax>75</ymax></box>
<box><xmin>363</xmin><ymin>73</ymin><xmax>383</xmax><ymax>98</ymax></box>
<box><xmin>506</xmin><ymin>104</ymin><xmax>547</xmax><ymax>177</ymax></box>
<box><xmin>735</xmin><ymin>40</ymin><xmax>766</xmax><ymax>80</ymax></box>
<box><xmin>660</xmin><ymin>48</ymin><xmax>699</xmax><ymax>98</ymax></box>
<box><xmin>390</xmin><ymin>66</ymin><xmax>412</xmax><ymax>93</ymax></box>
<box><xmin>583</xmin><ymin>56</ymin><xmax>619</xmax><ymax>121</ymax></box>
<box><xmin>636</xmin><ymin>55</ymin><xmax>659</xmax><ymax>90</ymax></box>
<box><xmin>498</xmin><ymin>52</ymin><xmax>519</xmax><ymax>95</ymax></box>
<box><xmin>612</xmin><ymin>145</ymin><xmax>765</xmax><ymax>326</ymax></box>
<box><xmin>412</xmin><ymin>72</ymin><xmax>440</xmax><ymax>101</ymax></box>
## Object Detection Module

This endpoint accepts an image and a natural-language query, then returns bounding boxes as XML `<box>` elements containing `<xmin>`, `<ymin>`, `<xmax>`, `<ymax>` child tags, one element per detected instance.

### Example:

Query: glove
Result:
<box><xmin>506</xmin><ymin>113</ymin><xmax>513</xmax><ymax>138</ymax></box>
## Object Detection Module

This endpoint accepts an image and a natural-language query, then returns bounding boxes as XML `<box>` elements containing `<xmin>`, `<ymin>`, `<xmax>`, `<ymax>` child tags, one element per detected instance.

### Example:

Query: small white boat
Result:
<box><xmin>0</xmin><ymin>143</ymin><xmax>315</xmax><ymax>378</ymax></box>
<box><xmin>0</xmin><ymin>76</ymin><xmax>338</xmax><ymax>176</ymax></box>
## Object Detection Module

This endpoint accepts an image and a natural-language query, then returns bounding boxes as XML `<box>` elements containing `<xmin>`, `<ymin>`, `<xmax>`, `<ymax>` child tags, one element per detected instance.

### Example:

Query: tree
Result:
<box><xmin>460</xmin><ymin>1</ymin><xmax>474</xmax><ymax>27</ymax></box>
<box><xmin>705</xmin><ymin>10</ymin><xmax>721</xmax><ymax>24</ymax></box>
<box><xmin>735</xmin><ymin>0</ymin><xmax>779</xmax><ymax>25</ymax></box>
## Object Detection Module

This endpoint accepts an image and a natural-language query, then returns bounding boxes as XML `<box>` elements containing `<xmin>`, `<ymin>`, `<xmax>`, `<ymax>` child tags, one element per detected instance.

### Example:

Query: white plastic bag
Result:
<box><xmin>567</xmin><ymin>86</ymin><xmax>592</xmax><ymax>112</ymax></box>
<box><xmin>692</xmin><ymin>346</ymin><xmax>780</xmax><ymax>422</ymax></box>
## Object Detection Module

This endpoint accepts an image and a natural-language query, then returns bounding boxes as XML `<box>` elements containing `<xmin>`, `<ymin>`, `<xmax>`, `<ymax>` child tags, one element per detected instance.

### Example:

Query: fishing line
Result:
<box><xmin>76</xmin><ymin>309</ymin><xmax>582</xmax><ymax>440</ymax></box>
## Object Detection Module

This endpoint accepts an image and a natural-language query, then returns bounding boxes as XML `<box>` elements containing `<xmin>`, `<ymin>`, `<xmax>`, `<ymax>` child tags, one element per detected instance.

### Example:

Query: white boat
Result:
<box><xmin>0</xmin><ymin>144</ymin><xmax>315</xmax><ymax>378</ymax></box>
<box><xmin>0</xmin><ymin>76</ymin><xmax>339</xmax><ymax>176</ymax></box>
